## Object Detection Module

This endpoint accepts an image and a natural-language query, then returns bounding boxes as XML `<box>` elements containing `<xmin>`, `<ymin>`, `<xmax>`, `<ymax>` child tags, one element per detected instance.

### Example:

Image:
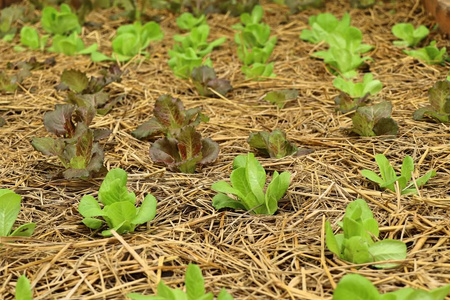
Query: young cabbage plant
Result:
<box><xmin>212</xmin><ymin>153</ymin><xmax>291</xmax><ymax>215</ymax></box>
<box><xmin>190</xmin><ymin>66</ymin><xmax>232</xmax><ymax>97</ymax></box>
<box><xmin>78</xmin><ymin>168</ymin><xmax>157</xmax><ymax>237</ymax></box>
<box><xmin>127</xmin><ymin>264</ymin><xmax>234</xmax><ymax>300</ymax></box>
<box><xmin>15</xmin><ymin>275</ymin><xmax>33</xmax><ymax>300</ymax></box>
<box><xmin>326</xmin><ymin>199</ymin><xmax>407</xmax><ymax>268</ymax></box>
<box><xmin>361</xmin><ymin>154</ymin><xmax>436</xmax><ymax>195</ymax></box>
<box><xmin>150</xmin><ymin>126</ymin><xmax>219</xmax><ymax>173</ymax></box>
<box><xmin>351</xmin><ymin>101</ymin><xmax>398</xmax><ymax>136</ymax></box>
<box><xmin>392</xmin><ymin>23</ymin><xmax>429</xmax><ymax>47</ymax></box>
<box><xmin>0</xmin><ymin>189</ymin><xmax>36</xmax><ymax>237</ymax></box>
<box><xmin>263</xmin><ymin>89</ymin><xmax>298</xmax><ymax>109</ymax></box>
<box><xmin>20</xmin><ymin>26</ymin><xmax>48</xmax><ymax>51</ymax></box>
<box><xmin>41</xmin><ymin>4</ymin><xmax>81</xmax><ymax>35</ymax></box>
<box><xmin>413</xmin><ymin>80</ymin><xmax>450</xmax><ymax>123</ymax></box>
<box><xmin>404</xmin><ymin>41</ymin><xmax>448</xmax><ymax>65</ymax></box>
<box><xmin>176</xmin><ymin>12</ymin><xmax>207</xmax><ymax>30</ymax></box>
<box><xmin>48</xmin><ymin>32</ymin><xmax>98</xmax><ymax>56</ymax></box>
<box><xmin>132</xmin><ymin>94</ymin><xmax>209</xmax><ymax>139</ymax></box>
<box><xmin>300</xmin><ymin>13</ymin><xmax>351</xmax><ymax>44</ymax></box>
<box><xmin>333</xmin><ymin>273</ymin><xmax>450</xmax><ymax>300</ymax></box>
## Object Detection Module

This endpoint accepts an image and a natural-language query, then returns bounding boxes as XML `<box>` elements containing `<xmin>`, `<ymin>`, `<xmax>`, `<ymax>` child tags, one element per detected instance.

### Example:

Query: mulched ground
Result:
<box><xmin>1</xmin><ymin>0</ymin><xmax>449</xmax><ymax>299</ymax></box>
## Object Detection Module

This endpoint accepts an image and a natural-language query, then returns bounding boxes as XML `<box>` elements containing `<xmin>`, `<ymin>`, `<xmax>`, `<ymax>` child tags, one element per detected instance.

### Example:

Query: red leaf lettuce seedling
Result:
<box><xmin>78</xmin><ymin>168</ymin><xmax>157</xmax><ymax>237</ymax></box>
<box><xmin>149</xmin><ymin>126</ymin><xmax>219</xmax><ymax>173</ymax></box>
<box><xmin>392</xmin><ymin>23</ymin><xmax>429</xmax><ymax>48</ymax></box>
<box><xmin>190</xmin><ymin>66</ymin><xmax>232</xmax><ymax>97</ymax></box>
<box><xmin>326</xmin><ymin>199</ymin><xmax>407</xmax><ymax>268</ymax></box>
<box><xmin>127</xmin><ymin>264</ymin><xmax>233</xmax><ymax>300</ymax></box>
<box><xmin>333</xmin><ymin>273</ymin><xmax>450</xmax><ymax>300</ymax></box>
<box><xmin>413</xmin><ymin>80</ymin><xmax>450</xmax><ymax>123</ymax></box>
<box><xmin>0</xmin><ymin>189</ymin><xmax>35</xmax><ymax>238</ymax></box>
<box><xmin>351</xmin><ymin>101</ymin><xmax>398</xmax><ymax>136</ymax></box>
<box><xmin>212</xmin><ymin>153</ymin><xmax>291</xmax><ymax>215</ymax></box>
<box><xmin>361</xmin><ymin>154</ymin><xmax>436</xmax><ymax>195</ymax></box>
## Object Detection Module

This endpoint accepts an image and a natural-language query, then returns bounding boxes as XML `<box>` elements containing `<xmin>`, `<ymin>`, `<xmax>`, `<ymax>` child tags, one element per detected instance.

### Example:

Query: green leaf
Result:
<box><xmin>369</xmin><ymin>239</ymin><xmax>407</xmax><ymax>268</ymax></box>
<box><xmin>41</xmin><ymin>4</ymin><xmax>81</xmax><ymax>35</ymax></box>
<box><xmin>0</xmin><ymin>190</ymin><xmax>21</xmax><ymax>236</ymax></box>
<box><xmin>263</xmin><ymin>89</ymin><xmax>298</xmax><ymax>108</ymax></box>
<box><xmin>131</xmin><ymin>194</ymin><xmax>157</xmax><ymax>225</ymax></box>
<box><xmin>82</xmin><ymin>217</ymin><xmax>103</xmax><ymax>230</ymax></box>
<box><xmin>374</xmin><ymin>154</ymin><xmax>397</xmax><ymax>192</ymax></box>
<box><xmin>361</xmin><ymin>170</ymin><xmax>384</xmax><ymax>185</ymax></box>
<box><xmin>342</xmin><ymin>236</ymin><xmax>372</xmax><ymax>264</ymax></box>
<box><xmin>217</xmin><ymin>289</ymin><xmax>234</xmax><ymax>300</ymax></box>
<box><xmin>211</xmin><ymin>181</ymin><xmax>244</xmax><ymax>199</ymax></box>
<box><xmin>399</xmin><ymin>155</ymin><xmax>414</xmax><ymax>190</ymax></box>
<box><xmin>333</xmin><ymin>274</ymin><xmax>380</xmax><ymax>300</ymax></box>
<box><xmin>185</xmin><ymin>264</ymin><xmax>206</xmax><ymax>300</ymax></box>
<box><xmin>20</xmin><ymin>26</ymin><xmax>40</xmax><ymax>50</ymax></box>
<box><xmin>98</xmin><ymin>168</ymin><xmax>136</xmax><ymax>206</ymax></box>
<box><xmin>15</xmin><ymin>275</ymin><xmax>33</xmax><ymax>300</ymax></box>
<box><xmin>10</xmin><ymin>223</ymin><xmax>35</xmax><ymax>237</ymax></box>
<box><xmin>265</xmin><ymin>171</ymin><xmax>290</xmax><ymax>214</ymax></box>
<box><xmin>325</xmin><ymin>221</ymin><xmax>341</xmax><ymax>256</ymax></box>
<box><xmin>245</xmin><ymin>153</ymin><xmax>266</xmax><ymax>203</ymax></box>
<box><xmin>392</xmin><ymin>23</ymin><xmax>429</xmax><ymax>47</ymax></box>
<box><xmin>212</xmin><ymin>193</ymin><xmax>247</xmax><ymax>211</ymax></box>
<box><xmin>176</xmin><ymin>12</ymin><xmax>206</xmax><ymax>30</ymax></box>
<box><xmin>414</xmin><ymin>170</ymin><xmax>436</xmax><ymax>188</ymax></box>
<box><xmin>78</xmin><ymin>195</ymin><xmax>104</xmax><ymax>218</ymax></box>
<box><xmin>404</xmin><ymin>41</ymin><xmax>447</xmax><ymax>65</ymax></box>
<box><xmin>103</xmin><ymin>201</ymin><xmax>137</xmax><ymax>229</ymax></box>
<box><xmin>430</xmin><ymin>284</ymin><xmax>450</xmax><ymax>300</ymax></box>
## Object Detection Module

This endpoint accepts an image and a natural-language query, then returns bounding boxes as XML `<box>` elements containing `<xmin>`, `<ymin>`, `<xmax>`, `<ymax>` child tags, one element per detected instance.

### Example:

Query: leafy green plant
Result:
<box><xmin>212</xmin><ymin>153</ymin><xmax>291</xmax><ymax>215</ymax></box>
<box><xmin>392</xmin><ymin>23</ymin><xmax>429</xmax><ymax>47</ymax></box>
<box><xmin>404</xmin><ymin>41</ymin><xmax>447</xmax><ymax>65</ymax></box>
<box><xmin>300</xmin><ymin>13</ymin><xmax>350</xmax><ymax>44</ymax></box>
<box><xmin>350</xmin><ymin>0</ymin><xmax>375</xmax><ymax>8</ymax></box>
<box><xmin>15</xmin><ymin>275</ymin><xmax>33</xmax><ymax>300</ymax></box>
<box><xmin>351</xmin><ymin>101</ymin><xmax>398</xmax><ymax>136</ymax></box>
<box><xmin>333</xmin><ymin>273</ymin><xmax>450</xmax><ymax>300</ymax></box>
<box><xmin>325</xmin><ymin>26</ymin><xmax>373</xmax><ymax>54</ymax></box>
<box><xmin>326</xmin><ymin>199</ymin><xmax>407</xmax><ymax>268</ymax></box>
<box><xmin>31</xmin><ymin>103</ymin><xmax>109</xmax><ymax>179</ymax></box>
<box><xmin>48</xmin><ymin>32</ymin><xmax>98</xmax><ymax>56</ymax></box>
<box><xmin>176</xmin><ymin>12</ymin><xmax>206</xmax><ymax>30</ymax></box>
<box><xmin>413</xmin><ymin>80</ymin><xmax>450</xmax><ymax>123</ymax></box>
<box><xmin>361</xmin><ymin>154</ymin><xmax>436</xmax><ymax>195</ymax></box>
<box><xmin>19</xmin><ymin>26</ymin><xmax>48</xmax><ymax>51</ymax></box>
<box><xmin>0</xmin><ymin>189</ymin><xmax>35</xmax><ymax>237</ymax></box>
<box><xmin>190</xmin><ymin>66</ymin><xmax>232</xmax><ymax>97</ymax></box>
<box><xmin>127</xmin><ymin>264</ymin><xmax>233</xmax><ymax>300</ymax></box>
<box><xmin>0</xmin><ymin>6</ymin><xmax>27</xmax><ymax>41</ymax></box>
<box><xmin>41</xmin><ymin>4</ymin><xmax>81</xmax><ymax>35</ymax></box>
<box><xmin>78</xmin><ymin>168</ymin><xmax>157</xmax><ymax>237</ymax></box>
<box><xmin>248</xmin><ymin>129</ymin><xmax>309</xmax><ymax>159</ymax></box>
<box><xmin>132</xmin><ymin>94</ymin><xmax>209</xmax><ymax>139</ymax></box>
<box><xmin>242</xmin><ymin>62</ymin><xmax>276</xmax><ymax>80</ymax></box>
<box><xmin>150</xmin><ymin>126</ymin><xmax>219</xmax><ymax>173</ymax></box>
<box><xmin>284</xmin><ymin>0</ymin><xmax>325</xmax><ymax>13</ymax></box>
<box><xmin>263</xmin><ymin>89</ymin><xmax>298</xmax><ymax>109</ymax></box>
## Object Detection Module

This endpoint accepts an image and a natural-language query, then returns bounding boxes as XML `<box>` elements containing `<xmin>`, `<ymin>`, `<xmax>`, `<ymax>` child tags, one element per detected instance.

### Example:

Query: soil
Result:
<box><xmin>0</xmin><ymin>0</ymin><xmax>449</xmax><ymax>299</ymax></box>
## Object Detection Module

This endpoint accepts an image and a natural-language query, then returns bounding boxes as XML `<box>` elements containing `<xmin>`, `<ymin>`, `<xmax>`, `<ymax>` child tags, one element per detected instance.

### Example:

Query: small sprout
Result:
<box><xmin>413</xmin><ymin>80</ymin><xmax>450</xmax><ymax>123</ymax></box>
<box><xmin>212</xmin><ymin>153</ymin><xmax>291</xmax><ymax>215</ymax></box>
<box><xmin>78</xmin><ymin>168</ymin><xmax>157</xmax><ymax>237</ymax></box>
<box><xmin>300</xmin><ymin>13</ymin><xmax>351</xmax><ymax>44</ymax></box>
<box><xmin>361</xmin><ymin>154</ymin><xmax>436</xmax><ymax>195</ymax></box>
<box><xmin>149</xmin><ymin>126</ymin><xmax>219</xmax><ymax>173</ymax></box>
<box><xmin>0</xmin><ymin>189</ymin><xmax>35</xmax><ymax>237</ymax></box>
<box><xmin>191</xmin><ymin>66</ymin><xmax>232</xmax><ymax>97</ymax></box>
<box><xmin>132</xmin><ymin>94</ymin><xmax>209</xmax><ymax>139</ymax></box>
<box><xmin>392</xmin><ymin>23</ymin><xmax>429</xmax><ymax>47</ymax></box>
<box><xmin>404</xmin><ymin>41</ymin><xmax>447</xmax><ymax>65</ymax></box>
<box><xmin>262</xmin><ymin>89</ymin><xmax>298</xmax><ymax>109</ymax></box>
<box><xmin>326</xmin><ymin>199</ymin><xmax>407</xmax><ymax>268</ymax></box>
<box><xmin>351</xmin><ymin>101</ymin><xmax>398</xmax><ymax>136</ymax></box>
<box><xmin>248</xmin><ymin>129</ymin><xmax>310</xmax><ymax>159</ymax></box>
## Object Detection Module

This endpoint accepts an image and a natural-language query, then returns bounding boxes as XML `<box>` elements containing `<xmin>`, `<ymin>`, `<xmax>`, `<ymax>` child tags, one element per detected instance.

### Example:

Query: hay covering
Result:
<box><xmin>0</xmin><ymin>0</ymin><xmax>449</xmax><ymax>299</ymax></box>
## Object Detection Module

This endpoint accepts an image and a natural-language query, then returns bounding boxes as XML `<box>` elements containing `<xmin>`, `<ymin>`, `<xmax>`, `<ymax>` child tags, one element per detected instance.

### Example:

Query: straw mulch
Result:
<box><xmin>0</xmin><ymin>0</ymin><xmax>449</xmax><ymax>299</ymax></box>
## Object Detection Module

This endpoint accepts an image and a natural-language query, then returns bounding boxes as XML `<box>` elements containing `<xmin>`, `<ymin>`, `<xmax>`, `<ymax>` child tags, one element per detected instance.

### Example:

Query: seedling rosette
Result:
<box><xmin>190</xmin><ymin>66</ymin><xmax>232</xmax><ymax>97</ymax></box>
<box><xmin>351</xmin><ymin>101</ymin><xmax>398</xmax><ymax>136</ymax></box>
<box><xmin>404</xmin><ymin>41</ymin><xmax>448</xmax><ymax>65</ymax></box>
<box><xmin>392</xmin><ymin>23</ymin><xmax>429</xmax><ymax>47</ymax></box>
<box><xmin>149</xmin><ymin>126</ymin><xmax>219</xmax><ymax>173</ymax></box>
<box><xmin>413</xmin><ymin>80</ymin><xmax>450</xmax><ymax>123</ymax></box>
<box><xmin>78</xmin><ymin>168</ymin><xmax>157</xmax><ymax>237</ymax></box>
<box><xmin>300</xmin><ymin>13</ymin><xmax>351</xmax><ymax>44</ymax></box>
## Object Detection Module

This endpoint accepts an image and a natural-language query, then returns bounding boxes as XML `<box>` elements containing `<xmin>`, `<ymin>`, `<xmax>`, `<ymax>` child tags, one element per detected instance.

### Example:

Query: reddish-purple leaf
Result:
<box><xmin>200</xmin><ymin>138</ymin><xmax>219</xmax><ymax>164</ymax></box>
<box><xmin>43</xmin><ymin>104</ymin><xmax>76</xmax><ymax>137</ymax></box>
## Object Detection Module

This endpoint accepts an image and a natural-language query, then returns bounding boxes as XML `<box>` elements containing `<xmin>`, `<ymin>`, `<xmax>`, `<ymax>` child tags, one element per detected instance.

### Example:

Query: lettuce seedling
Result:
<box><xmin>20</xmin><ymin>26</ymin><xmax>48</xmax><ymax>51</ymax></box>
<box><xmin>176</xmin><ymin>12</ymin><xmax>207</xmax><ymax>30</ymax></box>
<box><xmin>0</xmin><ymin>189</ymin><xmax>35</xmax><ymax>237</ymax></box>
<box><xmin>242</xmin><ymin>62</ymin><xmax>276</xmax><ymax>80</ymax></box>
<box><xmin>300</xmin><ymin>13</ymin><xmax>350</xmax><ymax>44</ymax></box>
<box><xmin>285</xmin><ymin>0</ymin><xmax>325</xmax><ymax>14</ymax></box>
<box><xmin>333</xmin><ymin>73</ymin><xmax>382</xmax><ymax>99</ymax></box>
<box><xmin>150</xmin><ymin>126</ymin><xmax>219</xmax><ymax>173</ymax></box>
<box><xmin>313</xmin><ymin>47</ymin><xmax>372</xmax><ymax>78</ymax></box>
<box><xmin>48</xmin><ymin>32</ymin><xmax>98</xmax><ymax>56</ymax></box>
<box><xmin>0</xmin><ymin>6</ymin><xmax>26</xmax><ymax>41</ymax></box>
<box><xmin>127</xmin><ymin>264</ymin><xmax>234</xmax><ymax>300</ymax></box>
<box><xmin>263</xmin><ymin>89</ymin><xmax>298</xmax><ymax>109</ymax></box>
<box><xmin>392</xmin><ymin>23</ymin><xmax>429</xmax><ymax>47</ymax></box>
<box><xmin>404</xmin><ymin>41</ymin><xmax>448</xmax><ymax>65</ymax></box>
<box><xmin>78</xmin><ymin>168</ymin><xmax>157</xmax><ymax>237</ymax></box>
<box><xmin>333</xmin><ymin>273</ymin><xmax>450</xmax><ymax>300</ymax></box>
<box><xmin>15</xmin><ymin>275</ymin><xmax>33</xmax><ymax>300</ymax></box>
<box><xmin>132</xmin><ymin>94</ymin><xmax>209</xmax><ymax>139</ymax></box>
<box><xmin>413</xmin><ymin>80</ymin><xmax>450</xmax><ymax>123</ymax></box>
<box><xmin>248</xmin><ymin>129</ymin><xmax>303</xmax><ymax>159</ymax></box>
<box><xmin>41</xmin><ymin>4</ymin><xmax>81</xmax><ymax>35</ymax></box>
<box><xmin>212</xmin><ymin>153</ymin><xmax>290</xmax><ymax>215</ymax></box>
<box><xmin>31</xmin><ymin>103</ymin><xmax>109</xmax><ymax>179</ymax></box>
<box><xmin>191</xmin><ymin>66</ymin><xmax>232</xmax><ymax>97</ymax></box>
<box><xmin>325</xmin><ymin>26</ymin><xmax>373</xmax><ymax>54</ymax></box>
<box><xmin>326</xmin><ymin>199</ymin><xmax>406</xmax><ymax>268</ymax></box>
<box><xmin>351</xmin><ymin>101</ymin><xmax>398</xmax><ymax>136</ymax></box>
<box><xmin>361</xmin><ymin>154</ymin><xmax>436</xmax><ymax>195</ymax></box>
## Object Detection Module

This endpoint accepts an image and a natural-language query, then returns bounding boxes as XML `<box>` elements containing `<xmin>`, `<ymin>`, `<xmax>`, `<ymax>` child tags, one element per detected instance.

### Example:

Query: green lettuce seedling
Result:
<box><xmin>351</xmin><ymin>101</ymin><xmax>398</xmax><ymax>136</ymax></box>
<box><xmin>20</xmin><ymin>26</ymin><xmax>48</xmax><ymax>51</ymax></box>
<box><xmin>325</xmin><ymin>26</ymin><xmax>373</xmax><ymax>54</ymax></box>
<box><xmin>248</xmin><ymin>129</ymin><xmax>308</xmax><ymax>158</ymax></box>
<box><xmin>78</xmin><ymin>168</ymin><xmax>157</xmax><ymax>237</ymax></box>
<box><xmin>132</xmin><ymin>94</ymin><xmax>209</xmax><ymax>139</ymax></box>
<box><xmin>0</xmin><ymin>189</ymin><xmax>35</xmax><ymax>237</ymax></box>
<box><xmin>48</xmin><ymin>32</ymin><xmax>98</xmax><ymax>56</ymax></box>
<box><xmin>41</xmin><ymin>4</ymin><xmax>81</xmax><ymax>35</ymax></box>
<box><xmin>15</xmin><ymin>275</ymin><xmax>33</xmax><ymax>300</ymax></box>
<box><xmin>333</xmin><ymin>73</ymin><xmax>382</xmax><ymax>99</ymax></box>
<box><xmin>190</xmin><ymin>66</ymin><xmax>232</xmax><ymax>97</ymax></box>
<box><xmin>392</xmin><ymin>23</ymin><xmax>429</xmax><ymax>47</ymax></box>
<box><xmin>150</xmin><ymin>126</ymin><xmax>219</xmax><ymax>173</ymax></box>
<box><xmin>242</xmin><ymin>62</ymin><xmax>276</xmax><ymax>80</ymax></box>
<box><xmin>300</xmin><ymin>13</ymin><xmax>351</xmax><ymax>44</ymax></box>
<box><xmin>127</xmin><ymin>264</ymin><xmax>233</xmax><ymax>300</ymax></box>
<box><xmin>176</xmin><ymin>12</ymin><xmax>206</xmax><ymax>30</ymax></box>
<box><xmin>326</xmin><ymin>199</ymin><xmax>406</xmax><ymax>268</ymax></box>
<box><xmin>263</xmin><ymin>89</ymin><xmax>298</xmax><ymax>109</ymax></box>
<box><xmin>212</xmin><ymin>153</ymin><xmax>291</xmax><ymax>215</ymax></box>
<box><xmin>0</xmin><ymin>6</ymin><xmax>26</xmax><ymax>41</ymax></box>
<box><xmin>404</xmin><ymin>41</ymin><xmax>447</xmax><ymax>65</ymax></box>
<box><xmin>333</xmin><ymin>273</ymin><xmax>450</xmax><ymax>300</ymax></box>
<box><xmin>413</xmin><ymin>80</ymin><xmax>450</xmax><ymax>123</ymax></box>
<box><xmin>361</xmin><ymin>154</ymin><xmax>436</xmax><ymax>195</ymax></box>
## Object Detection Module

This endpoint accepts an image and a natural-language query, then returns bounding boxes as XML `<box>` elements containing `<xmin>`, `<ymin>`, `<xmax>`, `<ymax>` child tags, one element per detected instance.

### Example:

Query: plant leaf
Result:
<box><xmin>60</xmin><ymin>69</ymin><xmax>89</xmax><ymax>93</ymax></box>
<box><xmin>212</xmin><ymin>193</ymin><xmax>246</xmax><ymax>211</ymax></box>
<box><xmin>43</xmin><ymin>104</ymin><xmax>76</xmax><ymax>137</ymax></box>
<box><xmin>15</xmin><ymin>275</ymin><xmax>33</xmax><ymax>300</ymax></box>
<box><xmin>333</xmin><ymin>274</ymin><xmax>380</xmax><ymax>300</ymax></box>
<box><xmin>369</xmin><ymin>239</ymin><xmax>407</xmax><ymax>268</ymax></box>
<box><xmin>78</xmin><ymin>195</ymin><xmax>104</xmax><ymax>218</ymax></box>
<box><xmin>185</xmin><ymin>264</ymin><xmax>206</xmax><ymax>300</ymax></box>
<box><xmin>0</xmin><ymin>190</ymin><xmax>21</xmax><ymax>236</ymax></box>
<box><xmin>10</xmin><ymin>223</ymin><xmax>35</xmax><ymax>237</ymax></box>
<box><xmin>131</xmin><ymin>194</ymin><xmax>157</xmax><ymax>225</ymax></box>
